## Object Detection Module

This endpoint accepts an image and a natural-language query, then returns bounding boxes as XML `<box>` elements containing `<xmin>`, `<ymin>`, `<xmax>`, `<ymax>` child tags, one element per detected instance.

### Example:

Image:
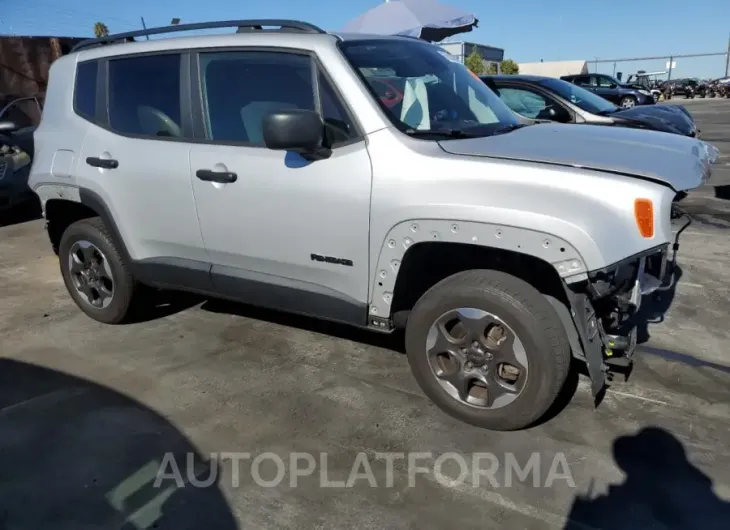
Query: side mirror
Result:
<box><xmin>262</xmin><ymin>109</ymin><xmax>330</xmax><ymax>161</ymax></box>
<box><xmin>0</xmin><ymin>120</ymin><xmax>17</xmax><ymax>133</ymax></box>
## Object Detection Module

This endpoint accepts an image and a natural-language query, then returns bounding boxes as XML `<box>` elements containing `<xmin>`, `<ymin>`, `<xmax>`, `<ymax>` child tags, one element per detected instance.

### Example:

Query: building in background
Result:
<box><xmin>517</xmin><ymin>60</ymin><xmax>588</xmax><ymax>78</ymax></box>
<box><xmin>0</xmin><ymin>36</ymin><xmax>83</xmax><ymax>125</ymax></box>
<box><xmin>0</xmin><ymin>36</ymin><xmax>84</xmax><ymax>94</ymax></box>
<box><xmin>439</xmin><ymin>41</ymin><xmax>505</xmax><ymax>73</ymax></box>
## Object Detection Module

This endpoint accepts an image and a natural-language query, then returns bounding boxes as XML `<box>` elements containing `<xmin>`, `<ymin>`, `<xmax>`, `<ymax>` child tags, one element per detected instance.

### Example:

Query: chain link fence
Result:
<box><xmin>587</xmin><ymin>50</ymin><xmax>730</xmax><ymax>83</ymax></box>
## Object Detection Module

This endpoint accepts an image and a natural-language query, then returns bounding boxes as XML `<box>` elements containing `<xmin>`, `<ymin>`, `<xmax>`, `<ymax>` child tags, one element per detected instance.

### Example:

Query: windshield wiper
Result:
<box><xmin>403</xmin><ymin>128</ymin><xmax>482</xmax><ymax>139</ymax></box>
<box><xmin>491</xmin><ymin>123</ymin><xmax>528</xmax><ymax>136</ymax></box>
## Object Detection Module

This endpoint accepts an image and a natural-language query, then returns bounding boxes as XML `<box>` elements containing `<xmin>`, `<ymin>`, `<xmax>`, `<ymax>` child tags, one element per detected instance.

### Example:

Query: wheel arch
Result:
<box><xmin>369</xmin><ymin>219</ymin><xmax>588</xmax><ymax>322</ymax></box>
<box><xmin>40</xmin><ymin>186</ymin><xmax>131</xmax><ymax>265</ymax></box>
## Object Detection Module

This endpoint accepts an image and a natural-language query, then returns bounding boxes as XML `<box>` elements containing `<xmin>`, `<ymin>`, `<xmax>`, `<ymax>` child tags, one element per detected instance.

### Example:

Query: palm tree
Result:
<box><xmin>93</xmin><ymin>22</ymin><xmax>110</xmax><ymax>38</ymax></box>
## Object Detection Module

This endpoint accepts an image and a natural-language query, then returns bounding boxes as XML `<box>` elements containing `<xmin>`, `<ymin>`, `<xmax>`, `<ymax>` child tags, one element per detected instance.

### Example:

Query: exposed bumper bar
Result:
<box><xmin>573</xmin><ymin>207</ymin><xmax>693</xmax><ymax>401</ymax></box>
<box><xmin>630</xmin><ymin>206</ymin><xmax>692</xmax><ymax>306</ymax></box>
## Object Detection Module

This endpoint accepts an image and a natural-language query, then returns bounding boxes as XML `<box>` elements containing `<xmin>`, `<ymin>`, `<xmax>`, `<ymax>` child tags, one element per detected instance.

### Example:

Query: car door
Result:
<box><xmin>189</xmin><ymin>49</ymin><xmax>373</xmax><ymax>325</ymax></box>
<box><xmin>74</xmin><ymin>53</ymin><xmax>210</xmax><ymax>273</ymax></box>
<box><xmin>593</xmin><ymin>74</ymin><xmax>620</xmax><ymax>103</ymax></box>
<box><xmin>494</xmin><ymin>84</ymin><xmax>574</xmax><ymax>123</ymax></box>
<box><xmin>0</xmin><ymin>96</ymin><xmax>43</xmax><ymax>129</ymax></box>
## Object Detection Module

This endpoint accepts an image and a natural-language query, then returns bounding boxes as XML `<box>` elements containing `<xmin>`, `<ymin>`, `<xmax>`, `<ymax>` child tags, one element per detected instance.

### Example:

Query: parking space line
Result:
<box><xmin>608</xmin><ymin>389</ymin><xmax>669</xmax><ymax>406</ymax></box>
<box><xmin>0</xmin><ymin>388</ymin><xmax>87</xmax><ymax>416</ymax></box>
<box><xmin>678</xmin><ymin>282</ymin><xmax>704</xmax><ymax>289</ymax></box>
<box><xmin>682</xmin><ymin>230</ymin><xmax>724</xmax><ymax>236</ymax></box>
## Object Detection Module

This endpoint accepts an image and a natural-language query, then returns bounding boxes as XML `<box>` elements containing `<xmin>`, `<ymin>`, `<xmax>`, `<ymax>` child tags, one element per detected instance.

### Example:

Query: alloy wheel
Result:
<box><xmin>68</xmin><ymin>240</ymin><xmax>115</xmax><ymax>309</ymax></box>
<box><xmin>426</xmin><ymin>308</ymin><xmax>529</xmax><ymax>409</ymax></box>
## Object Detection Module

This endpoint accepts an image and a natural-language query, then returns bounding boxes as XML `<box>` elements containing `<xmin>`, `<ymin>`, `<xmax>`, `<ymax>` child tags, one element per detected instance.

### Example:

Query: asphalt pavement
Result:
<box><xmin>1</xmin><ymin>100</ymin><xmax>729</xmax><ymax>530</ymax></box>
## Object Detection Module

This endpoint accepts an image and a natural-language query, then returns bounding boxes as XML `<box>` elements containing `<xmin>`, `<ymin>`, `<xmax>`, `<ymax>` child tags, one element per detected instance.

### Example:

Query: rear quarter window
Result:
<box><xmin>74</xmin><ymin>60</ymin><xmax>98</xmax><ymax>121</ymax></box>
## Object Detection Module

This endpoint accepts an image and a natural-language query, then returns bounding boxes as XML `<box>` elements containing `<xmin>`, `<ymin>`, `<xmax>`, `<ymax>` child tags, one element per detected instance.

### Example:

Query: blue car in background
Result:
<box><xmin>560</xmin><ymin>73</ymin><xmax>655</xmax><ymax>108</ymax></box>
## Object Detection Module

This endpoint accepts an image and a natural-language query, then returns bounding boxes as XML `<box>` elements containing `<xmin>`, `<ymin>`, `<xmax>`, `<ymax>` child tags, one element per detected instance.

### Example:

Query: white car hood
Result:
<box><xmin>438</xmin><ymin>123</ymin><xmax>720</xmax><ymax>192</ymax></box>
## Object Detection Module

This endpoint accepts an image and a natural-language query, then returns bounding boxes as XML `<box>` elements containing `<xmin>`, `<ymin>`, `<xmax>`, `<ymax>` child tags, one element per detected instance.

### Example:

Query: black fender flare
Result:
<box><xmin>78</xmin><ymin>188</ymin><xmax>136</xmax><ymax>268</ymax></box>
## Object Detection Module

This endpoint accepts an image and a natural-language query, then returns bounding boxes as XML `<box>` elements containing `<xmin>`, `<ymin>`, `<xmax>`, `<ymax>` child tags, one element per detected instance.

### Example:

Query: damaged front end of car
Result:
<box><xmin>563</xmin><ymin>204</ymin><xmax>693</xmax><ymax>403</ymax></box>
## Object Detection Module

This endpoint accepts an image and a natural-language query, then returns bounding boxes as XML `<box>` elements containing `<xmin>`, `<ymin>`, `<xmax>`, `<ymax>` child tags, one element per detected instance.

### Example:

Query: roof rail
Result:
<box><xmin>71</xmin><ymin>19</ymin><xmax>326</xmax><ymax>53</ymax></box>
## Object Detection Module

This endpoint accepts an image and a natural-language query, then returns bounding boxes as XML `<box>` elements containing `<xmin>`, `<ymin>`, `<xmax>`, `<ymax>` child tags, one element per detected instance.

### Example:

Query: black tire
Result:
<box><xmin>619</xmin><ymin>96</ymin><xmax>637</xmax><ymax>108</ymax></box>
<box><xmin>405</xmin><ymin>269</ymin><xmax>571</xmax><ymax>431</ymax></box>
<box><xmin>58</xmin><ymin>216</ymin><xmax>138</xmax><ymax>324</ymax></box>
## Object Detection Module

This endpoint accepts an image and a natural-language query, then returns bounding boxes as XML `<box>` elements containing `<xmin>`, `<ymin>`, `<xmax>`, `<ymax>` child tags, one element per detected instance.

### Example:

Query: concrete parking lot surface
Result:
<box><xmin>1</xmin><ymin>99</ymin><xmax>729</xmax><ymax>530</ymax></box>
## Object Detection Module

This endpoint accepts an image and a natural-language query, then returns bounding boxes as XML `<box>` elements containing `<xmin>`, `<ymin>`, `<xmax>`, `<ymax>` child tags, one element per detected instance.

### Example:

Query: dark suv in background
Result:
<box><xmin>661</xmin><ymin>78</ymin><xmax>699</xmax><ymax>98</ymax></box>
<box><xmin>561</xmin><ymin>73</ymin><xmax>655</xmax><ymax>108</ymax></box>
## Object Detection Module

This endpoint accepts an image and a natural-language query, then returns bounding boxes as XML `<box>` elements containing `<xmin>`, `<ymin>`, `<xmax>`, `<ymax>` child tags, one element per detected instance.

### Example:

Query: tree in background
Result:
<box><xmin>93</xmin><ymin>22</ymin><xmax>110</xmax><ymax>38</ymax></box>
<box><xmin>464</xmin><ymin>49</ymin><xmax>485</xmax><ymax>75</ymax></box>
<box><xmin>487</xmin><ymin>59</ymin><xmax>520</xmax><ymax>75</ymax></box>
<box><xmin>501</xmin><ymin>59</ymin><xmax>519</xmax><ymax>74</ymax></box>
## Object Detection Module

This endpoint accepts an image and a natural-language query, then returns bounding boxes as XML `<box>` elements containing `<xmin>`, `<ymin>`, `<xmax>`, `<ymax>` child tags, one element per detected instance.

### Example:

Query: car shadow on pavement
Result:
<box><xmin>201</xmin><ymin>298</ymin><xmax>407</xmax><ymax>353</ymax></box>
<box><xmin>0</xmin><ymin>358</ymin><xmax>238</xmax><ymax>530</ymax></box>
<box><xmin>563</xmin><ymin>426</ymin><xmax>730</xmax><ymax>530</ymax></box>
<box><xmin>127</xmin><ymin>288</ymin><xmax>205</xmax><ymax>324</ymax></box>
<box><xmin>635</xmin><ymin>265</ymin><xmax>683</xmax><ymax>345</ymax></box>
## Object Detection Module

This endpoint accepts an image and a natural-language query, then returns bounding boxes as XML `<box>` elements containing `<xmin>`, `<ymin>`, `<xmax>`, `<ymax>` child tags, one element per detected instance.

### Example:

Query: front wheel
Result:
<box><xmin>405</xmin><ymin>269</ymin><xmax>572</xmax><ymax>431</ymax></box>
<box><xmin>620</xmin><ymin>96</ymin><xmax>637</xmax><ymax>108</ymax></box>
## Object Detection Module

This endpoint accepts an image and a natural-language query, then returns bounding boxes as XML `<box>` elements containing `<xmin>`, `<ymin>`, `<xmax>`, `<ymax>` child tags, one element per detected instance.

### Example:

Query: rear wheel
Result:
<box><xmin>405</xmin><ymin>269</ymin><xmax>571</xmax><ymax>431</ymax></box>
<box><xmin>620</xmin><ymin>96</ymin><xmax>637</xmax><ymax>108</ymax></box>
<box><xmin>58</xmin><ymin>217</ymin><xmax>139</xmax><ymax>324</ymax></box>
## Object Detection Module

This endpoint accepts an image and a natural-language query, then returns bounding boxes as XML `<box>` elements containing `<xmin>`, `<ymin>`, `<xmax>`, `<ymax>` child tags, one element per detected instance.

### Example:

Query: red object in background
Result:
<box><xmin>370</xmin><ymin>78</ymin><xmax>404</xmax><ymax>108</ymax></box>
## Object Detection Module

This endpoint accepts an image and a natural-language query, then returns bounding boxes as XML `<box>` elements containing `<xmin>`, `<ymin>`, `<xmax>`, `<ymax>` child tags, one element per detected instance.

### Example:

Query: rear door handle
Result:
<box><xmin>86</xmin><ymin>157</ymin><xmax>118</xmax><ymax>169</ymax></box>
<box><xmin>196</xmin><ymin>169</ymin><xmax>237</xmax><ymax>184</ymax></box>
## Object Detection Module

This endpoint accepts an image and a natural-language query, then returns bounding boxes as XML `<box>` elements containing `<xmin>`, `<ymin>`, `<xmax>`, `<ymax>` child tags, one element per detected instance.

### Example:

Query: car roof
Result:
<box><xmin>480</xmin><ymin>74</ymin><xmax>557</xmax><ymax>83</ymax></box>
<box><xmin>71</xmin><ymin>25</ymin><xmax>430</xmax><ymax>62</ymax></box>
<box><xmin>334</xmin><ymin>32</ymin><xmax>432</xmax><ymax>43</ymax></box>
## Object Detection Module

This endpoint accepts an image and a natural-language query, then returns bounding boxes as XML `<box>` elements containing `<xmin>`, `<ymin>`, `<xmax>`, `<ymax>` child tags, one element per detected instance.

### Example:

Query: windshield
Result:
<box><xmin>537</xmin><ymin>77</ymin><xmax>619</xmax><ymax>115</ymax></box>
<box><xmin>339</xmin><ymin>39</ymin><xmax>521</xmax><ymax>138</ymax></box>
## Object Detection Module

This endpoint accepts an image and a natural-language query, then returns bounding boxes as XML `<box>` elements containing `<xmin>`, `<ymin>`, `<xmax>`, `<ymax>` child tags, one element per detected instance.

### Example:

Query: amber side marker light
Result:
<box><xmin>634</xmin><ymin>198</ymin><xmax>654</xmax><ymax>238</ymax></box>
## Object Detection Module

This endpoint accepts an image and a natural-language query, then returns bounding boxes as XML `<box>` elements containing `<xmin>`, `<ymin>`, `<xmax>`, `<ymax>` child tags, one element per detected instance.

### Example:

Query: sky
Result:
<box><xmin>1</xmin><ymin>0</ymin><xmax>729</xmax><ymax>79</ymax></box>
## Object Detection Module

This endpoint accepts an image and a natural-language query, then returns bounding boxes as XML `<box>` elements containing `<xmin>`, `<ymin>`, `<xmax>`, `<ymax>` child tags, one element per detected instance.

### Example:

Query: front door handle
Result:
<box><xmin>86</xmin><ymin>157</ymin><xmax>118</xmax><ymax>169</ymax></box>
<box><xmin>196</xmin><ymin>169</ymin><xmax>237</xmax><ymax>184</ymax></box>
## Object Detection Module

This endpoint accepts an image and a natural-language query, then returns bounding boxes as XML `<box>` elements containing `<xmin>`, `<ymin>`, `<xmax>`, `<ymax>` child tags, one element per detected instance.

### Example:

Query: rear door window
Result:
<box><xmin>498</xmin><ymin>87</ymin><xmax>550</xmax><ymax>119</ymax></box>
<box><xmin>107</xmin><ymin>54</ymin><xmax>182</xmax><ymax>138</ymax></box>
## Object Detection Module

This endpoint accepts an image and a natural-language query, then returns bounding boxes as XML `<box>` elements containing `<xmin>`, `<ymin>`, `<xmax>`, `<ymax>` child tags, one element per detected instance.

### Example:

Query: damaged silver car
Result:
<box><xmin>29</xmin><ymin>20</ymin><xmax>721</xmax><ymax>430</ymax></box>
